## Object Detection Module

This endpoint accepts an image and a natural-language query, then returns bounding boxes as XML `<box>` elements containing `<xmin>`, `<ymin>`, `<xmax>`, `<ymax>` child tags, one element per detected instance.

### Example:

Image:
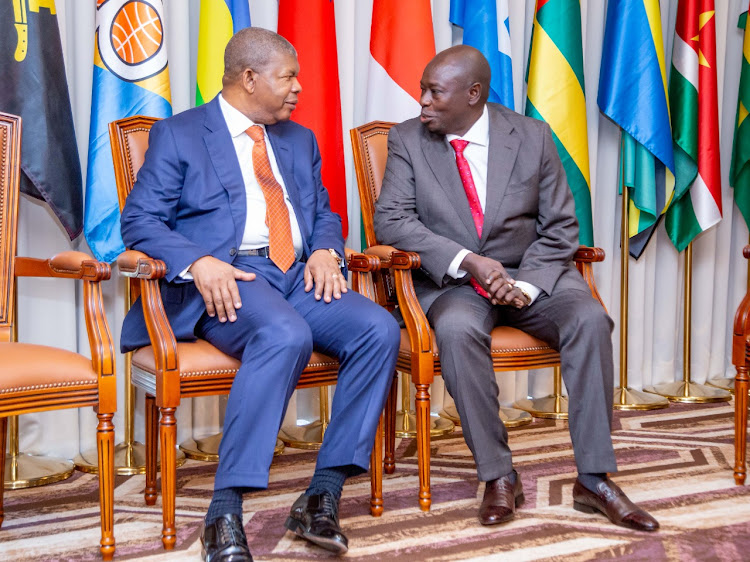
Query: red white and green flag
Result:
<box><xmin>732</xmin><ymin>6</ymin><xmax>750</xmax><ymax>228</ymax></box>
<box><xmin>665</xmin><ymin>0</ymin><xmax>722</xmax><ymax>251</ymax></box>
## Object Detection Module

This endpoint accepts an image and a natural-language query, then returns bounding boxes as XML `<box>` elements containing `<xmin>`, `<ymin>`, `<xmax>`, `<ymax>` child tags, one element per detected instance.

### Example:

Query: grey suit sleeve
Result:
<box><xmin>374</xmin><ymin>126</ymin><xmax>466</xmax><ymax>286</ymax></box>
<box><xmin>514</xmin><ymin>122</ymin><xmax>579</xmax><ymax>294</ymax></box>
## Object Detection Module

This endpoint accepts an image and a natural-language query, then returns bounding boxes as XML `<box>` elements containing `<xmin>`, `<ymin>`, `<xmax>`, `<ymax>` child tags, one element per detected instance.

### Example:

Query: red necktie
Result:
<box><xmin>450</xmin><ymin>139</ymin><xmax>489</xmax><ymax>299</ymax></box>
<box><xmin>246</xmin><ymin>125</ymin><xmax>295</xmax><ymax>272</ymax></box>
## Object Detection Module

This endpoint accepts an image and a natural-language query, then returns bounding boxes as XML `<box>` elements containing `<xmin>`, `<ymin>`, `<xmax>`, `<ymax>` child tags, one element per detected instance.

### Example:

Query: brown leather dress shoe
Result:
<box><xmin>478</xmin><ymin>470</ymin><xmax>525</xmax><ymax>525</ymax></box>
<box><xmin>572</xmin><ymin>478</ymin><xmax>659</xmax><ymax>532</ymax></box>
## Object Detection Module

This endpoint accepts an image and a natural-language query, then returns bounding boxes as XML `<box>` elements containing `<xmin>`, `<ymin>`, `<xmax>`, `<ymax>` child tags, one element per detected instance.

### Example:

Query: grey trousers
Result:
<box><xmin>427</xmin><ymin>284</ymin><xmax>618</xmax><ymax>482</ymax></box>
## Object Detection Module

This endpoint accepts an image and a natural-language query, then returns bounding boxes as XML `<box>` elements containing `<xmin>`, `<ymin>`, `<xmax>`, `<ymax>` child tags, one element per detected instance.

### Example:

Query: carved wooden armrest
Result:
<box><xmin>15</xmin><ymin>252</ymin><xmax>111</xmax><ymax>282</ymax></box>
<box><xmin>116</xmin><ymin>250</ymin><xmax>179</xmax><ymax>400</ymax></box>
<box><xmin>733</xmin><ymin>246</ymin><xmax>750</xmax><ymax>368</ymax></box>
<box><xmin>572</xmin><ymin>246</ymin><xmax>606</xmax><ymax>310</ymax></box>
<box><xmin>345</xmin><ymin>247</ymin><xmax>381</xmax><ymax>273</ymax></box>
<box><xmin>117</xmin><ymin>249</ymin><xmax>167</xmax><ymax>279</ymax></box>
<box><xmin>364</xmin><ymin>245</ymin><xmax>421</xmax><ymax>270</ymax></box>
<box><xmin>14</xmin><ymin>252</ymin><xmax>115</xmax><ymax>406</ymax></box>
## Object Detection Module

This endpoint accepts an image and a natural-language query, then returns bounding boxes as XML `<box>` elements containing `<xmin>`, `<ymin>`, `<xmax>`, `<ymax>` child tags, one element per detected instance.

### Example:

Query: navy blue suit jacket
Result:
<box><xmin>120</xmin><ymin>96</ymin><xmax>345</xmax><ymax>352</ymax></box>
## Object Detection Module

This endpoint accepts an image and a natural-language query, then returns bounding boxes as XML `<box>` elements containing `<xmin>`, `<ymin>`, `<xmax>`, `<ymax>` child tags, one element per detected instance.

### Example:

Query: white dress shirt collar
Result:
<box><xmin>218</xmin><ymin>93</ymin><xmax>265</xmax><ymax>138</ymax></box>
<box><xmin>446</xmin><ymin>104</ymin><xmax>490</xmax><ymax>147</ymax></box>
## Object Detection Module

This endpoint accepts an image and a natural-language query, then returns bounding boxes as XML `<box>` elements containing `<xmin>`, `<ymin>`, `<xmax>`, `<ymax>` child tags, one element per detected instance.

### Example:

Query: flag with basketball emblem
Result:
<box><xmin>0</xmin><ymin>0</ymin><xmax>83</xmax><ymax>240</ymax></box>
<box><xmin>84</xmin><ymin>0</ymin><xmax>172</xmax><ymax>263</ymax></box>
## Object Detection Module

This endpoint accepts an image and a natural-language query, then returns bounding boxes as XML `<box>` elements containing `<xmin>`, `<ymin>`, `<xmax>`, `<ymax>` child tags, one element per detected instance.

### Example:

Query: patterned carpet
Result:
<box><xmin>1</xmin><ymin>402</ymin><xmax>749</xmax><ymax>561</ymax></box>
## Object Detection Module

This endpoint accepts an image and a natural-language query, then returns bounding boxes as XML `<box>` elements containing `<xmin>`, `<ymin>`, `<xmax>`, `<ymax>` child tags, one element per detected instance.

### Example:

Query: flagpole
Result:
<box><xmin>646</xmin><ymin>243</ymin><xmax>730</xmax><ymax>402</ymax></box>
<box><xmin>613</xmin><ymin>161</ymin><xmax>669</xmax><ymax>410</ymax></box>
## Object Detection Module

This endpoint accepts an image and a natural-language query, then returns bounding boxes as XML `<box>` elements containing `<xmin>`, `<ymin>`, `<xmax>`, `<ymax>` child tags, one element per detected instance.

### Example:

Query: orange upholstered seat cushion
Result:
<box><xmin>0</xmin><ymin>342</ymin><xmax>97</xmax><ymax>394</ymax></box>
<box><xmin>399</xmin><ymin>326</ymin><xmax>553</xmax><ymax>357</ymax></box>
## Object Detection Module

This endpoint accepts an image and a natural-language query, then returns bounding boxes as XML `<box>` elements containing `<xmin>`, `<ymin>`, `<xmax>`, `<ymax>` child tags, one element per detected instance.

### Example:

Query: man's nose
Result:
<box><xmin>420</xmin><ymin>92</ymin><xmax>430</xmax><ymax>107</ymax></box>
<box><xmin>293</xmin><ymin>78</ymin><xmax>302</xmax><ymax>93</ymax></box>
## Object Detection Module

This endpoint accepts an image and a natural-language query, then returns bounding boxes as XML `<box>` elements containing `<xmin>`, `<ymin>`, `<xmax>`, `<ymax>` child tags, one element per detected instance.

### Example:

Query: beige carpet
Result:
<box><xmin>1</xmin><ymin>401</ymin><xmax>748</xmax><ymax>561</ymax></box>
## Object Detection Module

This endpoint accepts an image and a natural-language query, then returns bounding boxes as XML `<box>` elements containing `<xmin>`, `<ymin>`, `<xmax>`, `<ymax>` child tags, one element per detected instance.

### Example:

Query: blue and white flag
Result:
<box><xmin>450</xmin><ymin>0</ymin><xmax>514</xmax><ymax>110</ymax></box>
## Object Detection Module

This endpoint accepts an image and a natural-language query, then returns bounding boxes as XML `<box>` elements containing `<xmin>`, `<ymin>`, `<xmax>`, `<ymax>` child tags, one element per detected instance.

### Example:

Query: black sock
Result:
<box><xmin>206</xmin><ymin>487</ymin><xmax>255</xmax><ymax>525</ymax></box>
<box><xmin>305</xmin><ymin>465</ymin><xmax>362</xmax><ymax>501</ymax></box>
<box><xmin>578</xmin><ymin>472</ymin><xmax>607</xmax><ymax>492</ymax></box>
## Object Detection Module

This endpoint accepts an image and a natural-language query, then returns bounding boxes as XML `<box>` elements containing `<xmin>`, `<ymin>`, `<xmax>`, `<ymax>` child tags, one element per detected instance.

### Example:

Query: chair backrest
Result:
<box><xmin>350</xmin><ymin>121</ymin><xmax>396</xmax><ymax>309</ymax></box>
<box><xmin>350</xmin><ymin>121</ymin><xmax>394</xmax><ymax>249</ymax></box>
<box><xmin>0</xmin><ymin>113</ymin><xmax>21</xmax><ymax>343</ymax></box>
<box><xmin>109</xmin><ymin>115</ymin><xmax>160</xmax><ymax>210</ymax></box>
<box><xmin>109</xmin><ymin>115</ymin><xmax>159</xmax><ymax>303</ymax></box>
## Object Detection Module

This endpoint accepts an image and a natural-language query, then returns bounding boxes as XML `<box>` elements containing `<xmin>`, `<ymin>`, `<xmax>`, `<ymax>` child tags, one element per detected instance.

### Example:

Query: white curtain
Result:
<box><xmin>12</xmin><ymin>0</ymin><xmax>749</xmax><ymax>459</ymax></box>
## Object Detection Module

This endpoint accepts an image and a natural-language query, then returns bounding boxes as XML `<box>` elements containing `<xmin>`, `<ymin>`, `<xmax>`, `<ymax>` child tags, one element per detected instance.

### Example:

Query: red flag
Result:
<box><xmin>278</xmin><ymin>0</ymin><xmax>348</xmax><ymax>237</ymax></box>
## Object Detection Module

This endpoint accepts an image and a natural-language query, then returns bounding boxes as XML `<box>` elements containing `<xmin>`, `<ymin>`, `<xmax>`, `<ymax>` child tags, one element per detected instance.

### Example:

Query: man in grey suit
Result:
<box><xmin>374</xmin><ymin>45</ymin><xmax>658</xmax><ymax>532</ymax></box>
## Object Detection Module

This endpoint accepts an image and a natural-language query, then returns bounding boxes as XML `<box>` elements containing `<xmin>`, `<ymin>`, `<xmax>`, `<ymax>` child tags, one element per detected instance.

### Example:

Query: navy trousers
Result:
<box><xmin>196</xmin><ymin>256</ymin><xmax>400</xmax><ymax>491</ymax></box>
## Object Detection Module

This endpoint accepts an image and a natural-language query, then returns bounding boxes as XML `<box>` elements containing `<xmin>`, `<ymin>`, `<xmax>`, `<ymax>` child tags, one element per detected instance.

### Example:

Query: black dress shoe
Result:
<box><xmin>573</xmin><ymin>478</ymin><xmax>659</xmax><ymax>532</ymax></box>
<box><xmin>478</xmin><ymin>470</ymin><xmax>525</xmax><ymax>525</ymax></box>
<box><xmin>284</xmin><ymin>492</ymin><xmax>349</xmax><ymax>554</ymax></box>
<box><xmin>201</xmin><ymin>513</ymin><xmax>253</xmax><ymax>561</ymax></box>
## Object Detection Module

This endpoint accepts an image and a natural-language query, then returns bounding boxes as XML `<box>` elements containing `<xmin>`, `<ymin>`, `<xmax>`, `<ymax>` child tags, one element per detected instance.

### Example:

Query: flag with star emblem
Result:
<box><xmin>665</xmin><ymin>0</ymin><xmax>722</xmax><ymax>252</ymax></box>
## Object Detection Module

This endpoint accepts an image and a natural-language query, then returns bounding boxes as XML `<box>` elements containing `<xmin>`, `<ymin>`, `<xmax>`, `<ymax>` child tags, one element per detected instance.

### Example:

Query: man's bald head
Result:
<box><xmin>425</xmin><ymin>45</ymin><xmax>491</xmax><ymax>104</ymax></box>
<box><xmin>223</xmin><ymin>27</ymin><xmax>297</xmax><ymax>84</ymax></box>
<box><xmin>418</xmin><ymin>45</ymin><xmax>491</xmax><ymax>136</ymax></box>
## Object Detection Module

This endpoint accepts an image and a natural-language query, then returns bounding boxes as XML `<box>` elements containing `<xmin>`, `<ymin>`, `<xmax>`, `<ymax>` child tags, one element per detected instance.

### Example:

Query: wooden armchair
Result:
<box><xmin>109</xmin><ymin>115</ymin><xmax>387</xmax><ymax>550</ymax></box>
<box><xmin>733</xmin><ymin>245</ymin><xmax>750</xmax><ymax>485</ymax></box>
<box><xmin>350</xmin><ymin>121</ymin><xmax>607</xmax><ymax>511</ymax></box>
<box><xmin>0</xmin><ymin>112</ymin><xmax>116</xmax><ymax>559</ymax></box>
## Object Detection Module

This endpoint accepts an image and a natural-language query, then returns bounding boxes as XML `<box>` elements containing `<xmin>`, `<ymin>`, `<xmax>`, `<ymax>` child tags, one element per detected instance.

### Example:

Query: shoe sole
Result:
<box><xmin>284</xmin><ymin>516</ymin><xmax>349</xmax><ymax>555</ymax></box>
<box><xmin>573</xmin><ymin>500</ymin><xmax>659</xmax><ymax>532</ymax></box>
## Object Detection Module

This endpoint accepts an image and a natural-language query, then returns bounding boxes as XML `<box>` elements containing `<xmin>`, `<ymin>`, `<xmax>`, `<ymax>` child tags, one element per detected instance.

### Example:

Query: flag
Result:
<box><xmin>732</xmin><ymin>6</ymin><xmax>750</xmax><ymax>229</ymax></box>
<box><xmin>195</xmin><ymin>0</ymin><xmax>251</xmax><ymax>106</ymax></box>
<box><xmin>84</xmin><ymin>0</ymin><xmax>172</xmax><ymax>263</ymax></box>
<box><xmin>365</xmin><ymin>0</ymin><xmax>435</xmax><ymax>124</ymax></box>
<box><xmin>0</xmin><ymin>0</ymin><xmax>82</xmax><ymax>240</ymax></box>
<box><xmin>278</xmin><ymin>0</ymin><xmax>348</xmax><ymax>237</ymax></box>
<box><xmin>665</xmin><ymin>0</ymin><xmax>722</xmax><ymax>252</ymax></box>
<box><xmin>449</xmin><ymin>0</ymin><xmax>514</xmax><ymax>110</ymax></box>
<box><xmin>598</xmin><ymin>0</ymin><xmax>675</xmax><ymax>259</ymax></box>
<box><xmin>363</xmin><ymin>0</ymin><xmax>435</xmax><ymax>247</ymax></box>
<box><xmin>525</xmin><ymin>0</ymin><xmax>592</xmax><ymax>246</ymax></box>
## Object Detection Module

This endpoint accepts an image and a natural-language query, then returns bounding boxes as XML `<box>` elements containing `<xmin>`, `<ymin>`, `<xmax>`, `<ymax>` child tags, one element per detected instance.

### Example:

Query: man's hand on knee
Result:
<box><xmin>304</xmin><ymin>249</ymin><xmax>347</xmax><ymax>303</ymax></box>
<box><xmin>189</xmin><ymin>256</ymin><xmax>256</xmax><ymax>322</ymax></box>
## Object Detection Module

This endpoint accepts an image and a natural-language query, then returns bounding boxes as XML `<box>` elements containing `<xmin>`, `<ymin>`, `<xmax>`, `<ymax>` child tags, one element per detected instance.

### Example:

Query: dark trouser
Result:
<box><xmin>427</xmin><ymin>284</ymin><xmax>617</xmax><ymax>482</ymax></box>
<box><xmin>197</xmin><ymin>257</ymin><xmax>400</xmax><ymax>491</ymax></box>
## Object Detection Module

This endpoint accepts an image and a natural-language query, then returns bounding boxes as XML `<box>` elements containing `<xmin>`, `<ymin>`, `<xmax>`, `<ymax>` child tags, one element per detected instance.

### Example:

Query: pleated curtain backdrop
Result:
<box><xmin>11</xmin><ymin>0</ymin><xmax>749</xmax><ymax>459</ymax></box>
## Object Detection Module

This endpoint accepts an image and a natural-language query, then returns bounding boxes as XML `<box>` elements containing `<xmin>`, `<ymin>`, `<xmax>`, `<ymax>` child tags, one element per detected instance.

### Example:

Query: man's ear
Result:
<box><xmin>468</xmin><ymin>82</ymin><xmax>482</xmax><ymax>106</ymax></box>
<box><xmin>241</xmin><ymin>68</ymin><xmax>257</xmax><ymax>94</ymax></box>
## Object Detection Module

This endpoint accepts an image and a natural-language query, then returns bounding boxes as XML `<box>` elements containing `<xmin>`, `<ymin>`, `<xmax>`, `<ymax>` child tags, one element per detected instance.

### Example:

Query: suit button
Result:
<box><xmin>229</xmin><ymin>248</ymin><xmax>237</xmax><ymax>256</ymax></box>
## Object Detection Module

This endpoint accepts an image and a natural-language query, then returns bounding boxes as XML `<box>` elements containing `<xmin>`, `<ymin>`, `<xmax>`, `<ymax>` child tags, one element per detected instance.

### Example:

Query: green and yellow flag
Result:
<box><xmin>195</xmin><ymin>0</ymin><xmax>251</xmax><ymax>106</ymax></box>
<box><xmin>732</xmin><ymin>8</ymin><xmax>750</xmax><ymax>228</ymax></box>
<box><xmin>525</xmin><ymin>0</ymin><xmax>593</xmax><ymax>246</ymax></box>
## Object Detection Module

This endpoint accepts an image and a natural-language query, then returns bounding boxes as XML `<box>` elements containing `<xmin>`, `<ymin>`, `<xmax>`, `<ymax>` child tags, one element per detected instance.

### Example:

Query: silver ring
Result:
<box><xmin>507</xmin><ymin>283</ymin><xmax>513</xmax><ymax>290</ymax></box>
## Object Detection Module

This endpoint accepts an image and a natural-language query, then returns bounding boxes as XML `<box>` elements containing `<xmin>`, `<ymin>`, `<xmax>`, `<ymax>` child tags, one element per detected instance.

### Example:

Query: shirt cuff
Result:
<box><xmin>514</xmin><ymin>280</ymin><xmax>541</xmax><ymax>305</ymax></box>
<box><xmin>179</xmin><ymin>264</ymin><xmax>193</xmax><ymax>280</ymax></box>
<box><xmin>447</xmin><ymin>249</ymin><xmax>472</xmax><ymax>279</ymax></box>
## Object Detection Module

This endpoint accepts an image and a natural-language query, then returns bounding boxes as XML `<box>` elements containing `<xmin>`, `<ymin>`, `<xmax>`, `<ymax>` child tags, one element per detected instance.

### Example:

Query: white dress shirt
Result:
<box><xmin>445</xmin><ymin>105</ymin><xmax>541</xmax><ymax>304</ymax></box>
<box><xmin>218</xmin><ymin>94</ymin><xmax>303</xmax><ymax>254</ymax></box>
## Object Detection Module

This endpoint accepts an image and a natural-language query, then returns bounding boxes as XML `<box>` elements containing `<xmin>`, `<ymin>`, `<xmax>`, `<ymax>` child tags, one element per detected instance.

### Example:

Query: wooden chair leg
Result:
<box><xmin>384</xmin><ymin>372</ymin><xmax>398</xmax><ymax>474</ymax></box>
<box><xmin>96</xmin><ymin>412</ymin><xmax>116</xmax><ymax>560</ymax></box>
<box><xmin>144</xmin><ymin>395</ymin><xmax>158</xmax><ymax>505</ymax></box>
<box><xmin>159</xmin><ymin>407</ymin><xmax>177</xmax><ymax>549</ymax></box>
<box><xmin>735</xmin><ymin>364</ymin><xmax>749</xmax><ymax>485</ymax></box>
<box><xmin>370</xmin><ymin>413</ymin><xmax>384</xmax><ymax>517</ymax></box>
<box><xmin>0</xmin><ymin>416</ymin><xmax>6</xmax><ymax>528</ymax></box>
<box><xmin>415</xmin><ymin>383</ymin><xmax>431</xmax><ymax>511</ymax></box>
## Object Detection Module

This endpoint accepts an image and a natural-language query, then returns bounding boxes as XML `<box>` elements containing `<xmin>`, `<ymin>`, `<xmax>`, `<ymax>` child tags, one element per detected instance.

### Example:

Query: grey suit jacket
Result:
<box><xmin>374</xmin><ymin>102</ymin><xmax>587</xmax><ymax>314</ymax></box>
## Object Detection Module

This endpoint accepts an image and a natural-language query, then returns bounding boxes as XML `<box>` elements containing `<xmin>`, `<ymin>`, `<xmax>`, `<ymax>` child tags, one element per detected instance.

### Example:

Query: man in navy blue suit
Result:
<box><xmin>120</xmin><ymin>27</ymin><xmax>400</xmax><ymax>561</ymax></box>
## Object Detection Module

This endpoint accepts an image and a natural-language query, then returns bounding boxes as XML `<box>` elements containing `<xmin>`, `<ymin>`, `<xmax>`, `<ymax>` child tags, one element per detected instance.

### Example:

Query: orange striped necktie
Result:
<box><xmin>246</xmin><ymin>125</ymin><xmax>295</xmax><ymax>272</ymax></box>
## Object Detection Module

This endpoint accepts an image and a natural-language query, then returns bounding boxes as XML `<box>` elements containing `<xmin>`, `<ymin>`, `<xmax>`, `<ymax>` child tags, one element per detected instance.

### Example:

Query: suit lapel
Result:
<box><xmin>203</xmin><ymin>97</ymin><xmax>247</xmax><ymax>248</ymax></box>
<box><xmin>481</xmin><ymin>106</ymin><xmax>520</xmax><ymax>245</ymax></box>
<box><xmin>420</xmin><ymin>130</ymin><xmax>478</xmax><ymax>241</ymax></box>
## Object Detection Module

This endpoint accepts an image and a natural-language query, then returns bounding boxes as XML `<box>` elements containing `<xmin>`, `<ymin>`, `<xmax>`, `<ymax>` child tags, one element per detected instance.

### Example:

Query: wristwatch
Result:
<box><xmin>328</xmin><ymin>248</ymin><xmax>343</xmax><ymax>267</ymax></box>
<box><xmin>516</xmin><ymin>286</ymin><xmax>532</xmax><ymax>305</ymax></box>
